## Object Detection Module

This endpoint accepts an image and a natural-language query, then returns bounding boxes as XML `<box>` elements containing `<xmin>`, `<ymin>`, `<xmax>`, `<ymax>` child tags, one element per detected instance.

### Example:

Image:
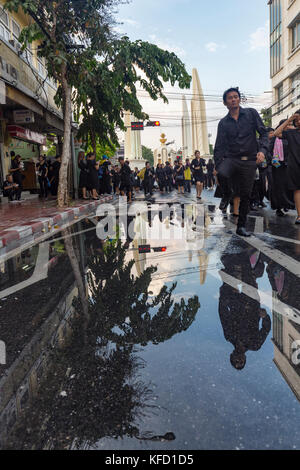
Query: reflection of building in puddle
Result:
<box><xmin>0</xmin><ymin>283</ymin><xmax>78</xmax><ymax>447</ymax></box>
<box><xmin>272</xmin><ymin>291</ymin><xmax>300</xmax><ymax>401</ymax></box>
<box><xmin>0</xmin><ymin>230</ymin><xmax>87</xmax><ymax>448</ymax></box>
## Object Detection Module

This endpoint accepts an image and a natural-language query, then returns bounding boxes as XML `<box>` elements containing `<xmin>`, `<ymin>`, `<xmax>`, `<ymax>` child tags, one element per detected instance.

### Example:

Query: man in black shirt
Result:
<box><xmin>214</xmin><ymin>88</ymin><xmax>268</xmax><ymax>237</ymax></box>
<box><xmin>164</xmin><ymin>161</ymin><xmax>173</xmax><ymax>193</ymax></box>
<box><xmin>2</xmin><ymin>174</ymin><xmax>21</xmax><ymax>201</ymax></box>
<box><xmin>144</xmin><ymin>161</ymin><xmax>154</xmax><ymax>197</ymax></box>
<box><xmin>119</xmin><ymin>157</ymin><xmax>132</xmax><ymax>203</ymax></box>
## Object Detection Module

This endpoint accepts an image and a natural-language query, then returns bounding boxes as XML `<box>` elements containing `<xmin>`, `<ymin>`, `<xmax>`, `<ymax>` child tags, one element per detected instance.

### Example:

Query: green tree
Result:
<box><xmin>5</xmin><ymin>2</ymin><xmax>191</xmax><ymax>208</ymax></box>
<box><xmin>142</xmin><ymin>145</ymin><xmax>154</xmax><ymax>166</ymax></box>
<box><xmin>75</xmin><ymin>37</ymin><xmax>191</xmax><ymax>154</ymax></box>
<box><xmin>261</xmin><ymin>107</ymin><xmax>272</xmax><ymax>127</ymax></box>
<box><xmin>5</xmin><ymin>0</ymin><xmax>123</xmax><ymax>207</ymax></box>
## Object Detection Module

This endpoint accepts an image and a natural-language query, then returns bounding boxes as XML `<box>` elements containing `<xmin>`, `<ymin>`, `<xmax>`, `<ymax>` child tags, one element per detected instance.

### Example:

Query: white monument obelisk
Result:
<box><xmin>124</xmin><ymin>111</ymin><xmax>145</xmax><ymax>169</ymax></box>
<box><xmin>182</xmin><ymin>95</ymin><xmax>193</xmax><ymax>158</ymax></box>
<box><xmin>191</xmin><ymin>69</ymin><xmax>209</xmax><ymax>156</ymax></box>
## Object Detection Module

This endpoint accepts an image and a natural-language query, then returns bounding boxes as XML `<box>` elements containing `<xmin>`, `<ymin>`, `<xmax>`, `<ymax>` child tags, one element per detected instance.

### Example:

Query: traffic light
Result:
<box><xmin>153</xmin><ymin>247</ymin><xmax>167</xmax><ymax>252</ymax></box>
<box><xmin>146</xmin><ymin>121</ymin><xmax>160</xmax><ymax>127</ymax></box>
<box><xmin>131</xmin><ymin>122</ymin><xmax>144</xmax><ymax>130</ymax></box>
<box><xmin>138</xmin><ymin>245</ymin><xmax>151</xmax><ymax>253</ymax></box>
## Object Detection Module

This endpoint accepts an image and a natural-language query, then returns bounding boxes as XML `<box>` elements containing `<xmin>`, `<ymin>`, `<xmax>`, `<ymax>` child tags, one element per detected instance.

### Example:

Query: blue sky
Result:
<box><xmin>115</xmin><ymin>0</ymin><xmax>272</xmax><ymax>148</ymax></box>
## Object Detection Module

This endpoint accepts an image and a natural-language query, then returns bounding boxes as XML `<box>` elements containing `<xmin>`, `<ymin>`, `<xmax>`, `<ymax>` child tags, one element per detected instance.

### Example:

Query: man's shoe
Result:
<box><xmin>236</xmin><ymin>227</ymin><xmax>251</xmax><ymax>237</ymax></box>
<box><xmin>219</xmin><ymin>197</ymin><xmax>230</xmax><ymax>211</ymax></box>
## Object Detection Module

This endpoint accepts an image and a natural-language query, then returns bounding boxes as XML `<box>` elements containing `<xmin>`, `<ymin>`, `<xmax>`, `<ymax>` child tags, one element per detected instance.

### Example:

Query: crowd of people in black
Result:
<box><xmin>2</xmin><ymin>86</ymin><xmax>300</xmax><ymax>237</ymax></box>
<box><xmin>1</xmin><ymin>152</ymin><xmax>61</xmax><ymax>202</ymax></box>
<box><xmin>77</xmin><ymin>151</ymin><xmax>216</xmax><ymax>204</ymax></box>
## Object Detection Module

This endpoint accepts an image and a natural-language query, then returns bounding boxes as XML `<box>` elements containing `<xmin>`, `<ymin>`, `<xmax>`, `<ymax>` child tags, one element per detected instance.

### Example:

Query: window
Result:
<box><xmin>11</xmin><ymin>19</ymin><xmax>20</xmax><ymax>42</ymax></box>
<box><xmin>0</xmin><ymin>5</ymin><xmax>10</xmax><ymax>42</ymax></box>
<box><xmin>37</xmin><ymin>58</ymin><xmax>46</xmax><ymax>79</ymax></box>
<box><xmin>270</xmin><ymin>0</ymin><xmax>282</xmax><ymax>77</ymax></box>
<box><xmin>11</xmin><ymin>19</ymin><xmax>22</xmax><ymax>51</ymax></box>
<box><xmin>291</xmin><ymin>71</ymin><xmax>300</xmax><ymax>107</ymax></box>
<box><xmin>291</xmin><ymin>22</ymin><xmax>300</xmax><ymax>51</ymax></box>
<box><xmin>277</xmin><ymin>83</ymin><xmax>283</xmax><ymax>113</ymax></box>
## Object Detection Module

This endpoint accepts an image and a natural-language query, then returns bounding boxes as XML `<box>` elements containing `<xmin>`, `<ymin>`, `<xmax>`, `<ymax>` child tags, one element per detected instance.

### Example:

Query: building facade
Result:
<box><xmin>269</xmin><ymin>0</ymin><xmax>300</xmax><ymax>128</ymax></box>
<box><xmin>0</xmin><ymin>1</ymin><xmax>67</xmax><ymax>194</ymax></box>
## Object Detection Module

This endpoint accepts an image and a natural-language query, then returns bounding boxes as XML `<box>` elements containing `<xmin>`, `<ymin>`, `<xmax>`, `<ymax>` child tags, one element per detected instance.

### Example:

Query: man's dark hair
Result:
<box><xmin>293</xmin><ymin>109</ymin><xmax>300</xmax><ymax>127</ymax></box>
<box><xmin>230</xmin><ymin>352</ymin><xmax>246</xmax><ymax>370</ymax></box>
<box><xmin>223</xmin><ymin>87</ymin><xmax>241</xmax><ymax>104</ymax></box>
<box><xmin>118</xmin><ymin>156</ymin><xmax>124</xmax><ymax>162</ymax></box>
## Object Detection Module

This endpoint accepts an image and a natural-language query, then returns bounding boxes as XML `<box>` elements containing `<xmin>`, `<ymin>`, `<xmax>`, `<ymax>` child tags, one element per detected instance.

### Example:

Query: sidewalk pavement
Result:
<box><xmin>0</xmin><ymin>195</ymin><xmax>113</xmax><ymax>258</ymax></box>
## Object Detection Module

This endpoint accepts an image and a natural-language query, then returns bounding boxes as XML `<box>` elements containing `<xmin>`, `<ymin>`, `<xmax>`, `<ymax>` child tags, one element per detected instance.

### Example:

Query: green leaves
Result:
<box><xmin>4</xmin><ymin>1</ymin><xmax>191</xmax><ymax>156</ymax></box>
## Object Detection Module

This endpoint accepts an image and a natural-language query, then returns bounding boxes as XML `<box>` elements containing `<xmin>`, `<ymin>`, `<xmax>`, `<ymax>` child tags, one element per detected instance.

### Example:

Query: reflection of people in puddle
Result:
<box><xmin>136</xmin><ymin>432</ymin><xmax>176</xmax><ymax>442</ymax></box>
<box><xmin>219</xmin><ymin>248</ymin><xmax>271</xmax><ymax>370</ymax></box>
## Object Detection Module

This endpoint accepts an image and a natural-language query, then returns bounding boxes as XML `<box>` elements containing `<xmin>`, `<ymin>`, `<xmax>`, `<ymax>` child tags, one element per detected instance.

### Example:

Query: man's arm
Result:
<box><xmin>273</xmin><ymin>114</ymin><xmax>298</xmax><ymax>137</ymax></box>
<box><xmin>214</xmin><ymin>121</ymin><xmax>226</xmax><ymax>169</ymax></box>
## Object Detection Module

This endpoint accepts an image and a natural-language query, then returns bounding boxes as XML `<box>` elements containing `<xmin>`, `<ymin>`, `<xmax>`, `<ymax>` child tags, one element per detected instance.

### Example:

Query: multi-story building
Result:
<box><xmin>269</xmin><ymin>0</ymin><xmax>300</xmax><ymax>128</ymax></box>
<box><xmin>0</xmin><ymin>1</ymin><xmax>67</xmax><ymax>194</ymax></box>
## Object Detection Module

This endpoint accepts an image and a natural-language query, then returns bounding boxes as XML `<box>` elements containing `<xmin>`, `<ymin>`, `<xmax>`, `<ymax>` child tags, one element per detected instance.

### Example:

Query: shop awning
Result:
<box><xmin>7</xmin><ymin>125</ymin><xmax>47</xmax><ymax>145</ymax></box>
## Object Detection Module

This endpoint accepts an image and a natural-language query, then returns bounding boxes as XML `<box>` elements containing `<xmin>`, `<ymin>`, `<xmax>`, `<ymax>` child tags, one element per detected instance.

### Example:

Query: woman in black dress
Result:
<box><xmin>86</xmin><ymin>152</ymin><xmax>99</xmax><ymax>200</ymax></box>
<box><xmin>156</xmin><ymin>163</ymin><xmax>166</xmax><ymax>193</ymax></box>
<box><xmin>78</xmin><ymin>151</ymin><xmax>89</xmax><ymax>199</ymax></box>
<box><xmin>274</xmin><ymin>111</ymin><xmax>300</xmax><ymax>224</ymax></box>
<box><xmin>191</xmin><ymin>150</ymin><xmax>206</xmax><ymax>199</ymax></box>
<box><xmin>175</xmin><ymin>160</ymin><xmax>185</xmax><ymax>194</ymax></box>
<box><xmin>270</xmin><ymin>120</ymin><xmax>295</xmax><ymax>217</ymax></box>
<box><xmin>36</xmin><ymin>155</ymin><xmax>49</xmax><ymax>198</ymax></box>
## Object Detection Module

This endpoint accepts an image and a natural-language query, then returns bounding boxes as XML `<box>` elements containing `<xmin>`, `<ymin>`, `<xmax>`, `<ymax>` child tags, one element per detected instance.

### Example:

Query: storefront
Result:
<box><xmin>2</xmin><ymin>125</ymin><xmax>46</xmax><ymax>192</ymax></box>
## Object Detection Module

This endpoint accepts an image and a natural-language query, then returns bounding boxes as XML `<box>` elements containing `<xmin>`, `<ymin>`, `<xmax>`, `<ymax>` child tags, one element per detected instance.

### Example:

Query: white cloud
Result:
<box><xmin>205</xmin><ymin>42</ymin><xmax>226</xmax><ymax>53</ymax></box>
<box><xmin>148</xmin><ymin>34</ymin><xmax>186</xmax><ymax>57</ymax></box>
<box><xmin>248</xmin><ymin>21</ymin><xmax>269</xmax><ymax>51</ymax></box>
<box><xmin>120</xmin><ymin>18</ymin><xmax>140</xmax><ymax>27</ymax></box>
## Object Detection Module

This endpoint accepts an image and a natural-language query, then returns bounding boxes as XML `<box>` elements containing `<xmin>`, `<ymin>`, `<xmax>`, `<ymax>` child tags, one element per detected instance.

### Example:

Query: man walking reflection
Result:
<box><xmin>218</xmin><ymin>246</ymin><xmax>271</xmax><ymax>370</ymax></box>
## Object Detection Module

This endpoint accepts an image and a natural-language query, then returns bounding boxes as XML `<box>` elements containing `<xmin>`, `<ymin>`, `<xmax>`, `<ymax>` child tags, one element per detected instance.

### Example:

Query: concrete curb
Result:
<box><xmin>0</xmin><ymin>196</ymin><xmax>113</xmax><ymax>258</ymax></box>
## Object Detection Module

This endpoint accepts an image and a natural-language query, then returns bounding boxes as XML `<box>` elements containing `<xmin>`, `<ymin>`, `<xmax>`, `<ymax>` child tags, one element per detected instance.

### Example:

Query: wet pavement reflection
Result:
<box><xmin>0</xmin><ymin>194</ymin><xmax>300</xmax><ymax>450</ymax></box>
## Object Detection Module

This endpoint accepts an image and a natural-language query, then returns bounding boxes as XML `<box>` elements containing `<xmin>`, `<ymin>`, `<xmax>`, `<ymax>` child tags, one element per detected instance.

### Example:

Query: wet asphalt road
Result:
<box><xmin>0</xmin><ymin>188</ymin><xmax>300</xmax><ymax>450</ymax></box>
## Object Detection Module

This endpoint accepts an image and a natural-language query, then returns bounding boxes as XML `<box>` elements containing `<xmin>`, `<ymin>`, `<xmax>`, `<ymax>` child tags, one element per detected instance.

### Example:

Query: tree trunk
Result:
<box><xmin>57</xmin><ymin>65</ymin><xmax>72</xmax><ymax>208</ymax></box>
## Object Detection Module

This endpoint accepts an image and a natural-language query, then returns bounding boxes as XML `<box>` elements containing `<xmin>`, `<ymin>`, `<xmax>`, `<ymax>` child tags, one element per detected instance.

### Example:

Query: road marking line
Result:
<box><xmin>224</xmin><ymin>220</ymin><xmax>300</xmax><ymax>278</ymax></box>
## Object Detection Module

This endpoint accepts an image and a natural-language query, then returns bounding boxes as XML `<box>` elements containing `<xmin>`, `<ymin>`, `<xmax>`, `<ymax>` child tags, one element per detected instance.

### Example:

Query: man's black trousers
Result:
<box><xmin>217</xmin><ymin>158</ymin><xmax>257</xmax><ymax>228</ymax></box>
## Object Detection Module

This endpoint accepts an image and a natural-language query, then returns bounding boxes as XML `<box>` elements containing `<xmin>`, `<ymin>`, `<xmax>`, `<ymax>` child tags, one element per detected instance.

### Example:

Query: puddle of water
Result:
<box><xmin>0</xmin><ymin>204</ymin><xmax>299</xmax><ymax>450</ymax></box>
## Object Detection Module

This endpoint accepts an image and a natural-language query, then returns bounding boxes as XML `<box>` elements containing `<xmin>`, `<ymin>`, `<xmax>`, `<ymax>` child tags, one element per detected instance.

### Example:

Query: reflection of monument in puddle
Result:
<box><xmin>130</xmin><ymin>204</ymin><xmax>212</xmax><ymax>287</ymax></box>
<box><xmin>272</xmin><ymin>293</ymin><xmax>300</xmax><ymax>401</ymax></box>
<box><xmin>186</xmin><ymin>204</ymin><xmax>211</xmax><ymax>285</ymax></box>
<box><xmin>132</xmin><ymin>214</ymin><xmax>148</xmax><ymax>276</ymax></box>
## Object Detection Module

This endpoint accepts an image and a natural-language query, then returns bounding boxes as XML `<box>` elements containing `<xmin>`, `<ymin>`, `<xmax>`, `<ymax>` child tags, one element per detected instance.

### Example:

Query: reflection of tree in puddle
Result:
<box><xmin>7</xmin><ymin>239</ymin><xmax>200</xmax><ymax>450</ymax></box>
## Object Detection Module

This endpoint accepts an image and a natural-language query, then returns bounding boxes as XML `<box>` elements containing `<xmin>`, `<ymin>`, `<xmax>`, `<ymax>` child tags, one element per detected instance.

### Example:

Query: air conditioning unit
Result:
<box><xmin>9</xmin><ymin>65</ymin><xmax>19</xmax><ymax>81</ymax></box>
